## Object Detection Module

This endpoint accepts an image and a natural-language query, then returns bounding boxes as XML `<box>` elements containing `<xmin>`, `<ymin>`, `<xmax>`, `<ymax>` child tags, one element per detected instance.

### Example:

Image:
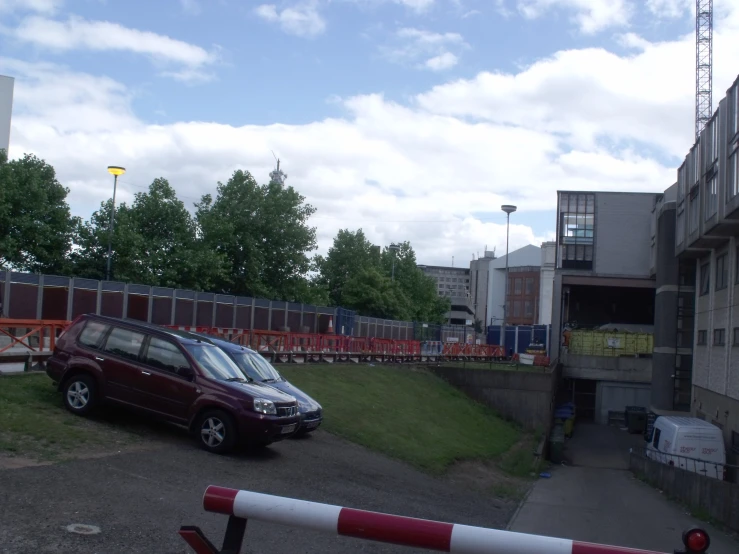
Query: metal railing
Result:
<box><xmin>179</xmin><ymin>486</ymin><xmax>711</xmax><ymax>554</ymax></box>
<box><xmin>630</xmin><ymin>446</ymin><xmax>738</xmax><ymax>481</ymax></box>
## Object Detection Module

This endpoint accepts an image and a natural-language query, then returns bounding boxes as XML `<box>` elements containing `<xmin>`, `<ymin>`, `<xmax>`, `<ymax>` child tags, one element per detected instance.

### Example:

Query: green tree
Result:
<box><xmin>314</xmin><ymin>229</ymin><xmax>381</xmax><ymax>306</ymax></box>
<box><xmin>196</xmin><ymin>170</ymin><xmax>317</xmax><ymax>300</ymax></box>
<box><xmin>0</xmin><ymin>150</ymin><xmax>79</xmax><ymax>273</ymax></box>
<box><xmin>342</xmin><ymin>266</ymin><xmax>410</xmax><ymax>320</ymax></box>
<box><xmin>72</xmin><ymin>178</ymin><xmax>225</xmax><ymax>289</ymax></box>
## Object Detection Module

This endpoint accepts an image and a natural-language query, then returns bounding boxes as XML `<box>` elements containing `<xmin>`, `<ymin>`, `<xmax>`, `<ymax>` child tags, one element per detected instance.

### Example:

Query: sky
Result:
<box><xmin>1</xmin><ymin>0</ymin><xmax>739</xmax><ymax>268</ymax></box>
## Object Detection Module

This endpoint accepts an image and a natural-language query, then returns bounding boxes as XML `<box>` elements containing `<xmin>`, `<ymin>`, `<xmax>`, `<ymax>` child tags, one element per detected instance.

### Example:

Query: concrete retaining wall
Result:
<box><xmin>629</xmin><ymin>452</ymin><xmax>739</xmax><ymax>532</ymax></box>
<box><xmin>430</xmin><ymin>365</ymin><xmax>559</xmax><ymax>431</ymax></box>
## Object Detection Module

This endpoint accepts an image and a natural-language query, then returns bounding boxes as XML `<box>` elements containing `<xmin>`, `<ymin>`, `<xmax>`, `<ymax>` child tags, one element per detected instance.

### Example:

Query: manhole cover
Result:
<box><xmin>65</xmin><ymin>524</ymin><xmax>101</xmax><ymax>535</ymax></box>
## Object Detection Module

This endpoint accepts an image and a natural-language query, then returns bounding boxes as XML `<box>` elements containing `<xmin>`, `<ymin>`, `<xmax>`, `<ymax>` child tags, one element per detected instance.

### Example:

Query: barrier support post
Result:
<box><xmin>179</xmin><ymin>515</ymin><xmax>248</xmax><ymax>554</ymax></box>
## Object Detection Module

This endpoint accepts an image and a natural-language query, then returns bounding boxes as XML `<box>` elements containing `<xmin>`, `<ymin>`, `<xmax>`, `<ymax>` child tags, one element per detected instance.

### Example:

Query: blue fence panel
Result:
<box><xmin>334</xmin><ymin>307</ymin><xmax>356</xmax><ymax>336</ymax></box>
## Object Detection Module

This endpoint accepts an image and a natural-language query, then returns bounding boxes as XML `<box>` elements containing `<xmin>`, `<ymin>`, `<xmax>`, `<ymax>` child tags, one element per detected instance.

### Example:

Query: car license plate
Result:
<box><xmin>306</xmin><ymin>421</ymin><xmax>320</xmax><ymax>429</ymax></box>
<box><xmin>281</xmin><ymin>424</ymin><xmax>297</xmax><ymax>434</ymax></box>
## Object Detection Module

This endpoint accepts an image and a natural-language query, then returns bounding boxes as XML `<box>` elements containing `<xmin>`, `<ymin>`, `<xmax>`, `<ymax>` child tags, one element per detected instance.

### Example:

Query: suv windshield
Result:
<box><xmin>232</xmin><ymin>351</ymin><xmax>283</xmax><ymax>382</ymax></box>
<box><xmin>184</xmin><ymin>344</ymin><xmax>249</xmax><ymax>382</ymax></box>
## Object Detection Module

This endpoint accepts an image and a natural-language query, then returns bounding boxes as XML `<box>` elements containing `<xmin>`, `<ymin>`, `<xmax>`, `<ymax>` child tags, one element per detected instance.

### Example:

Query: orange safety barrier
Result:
<box><xmin>343</xmin><ymin>336</ymin><xmax>369</xmax><ymax>353</ymax></box>
<box><xmin>289</xmin><ymin>333</ymin><xmax>321</xmax><ymax>352</ymax></box>
<box><xmin>394</xmin><ymin>340</ymin><xmax>420</xmax><ymax>356</ymax></box>
<box><xmin>0</xmin><ymin>319</ymin><xmax>70</xmax><ymax>354</ymax></box>
<box><xmin>368</xmin><ymin>337</ymin><xmax>394</xmax><ymax>354</ymax></box>
<box><xmin>250</xmin><ymin>330</ymin><xmax>289</xmax><ymax>352</ymax></box>
<box><xmin>319</xmin><ymin>334</ymin><xmax>343</xmax><ymax>352</ymax></box>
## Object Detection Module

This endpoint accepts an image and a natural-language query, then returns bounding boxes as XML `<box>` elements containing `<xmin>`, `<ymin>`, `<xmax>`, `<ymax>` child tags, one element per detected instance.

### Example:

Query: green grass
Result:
<box><xmin>280</xmin><ymin>364</ymin><xmax>523</xmax><ymax>474</ymax></box>
<box><xmin>0</xmin><ymin>374</ymin><xmax>141</xmax><ymax>461</ymax></box>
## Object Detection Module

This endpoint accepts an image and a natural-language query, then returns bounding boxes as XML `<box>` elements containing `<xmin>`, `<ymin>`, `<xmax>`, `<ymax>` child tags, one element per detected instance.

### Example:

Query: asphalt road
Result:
<box><xmin>509</xmin><ymin>423</ymin><xmax>739</xmax><ymax>554</ymax></box>
<box><xmin>0</xmin><ymin>428</ymin><xmax>516</xmax><ymax>554</ymax></box>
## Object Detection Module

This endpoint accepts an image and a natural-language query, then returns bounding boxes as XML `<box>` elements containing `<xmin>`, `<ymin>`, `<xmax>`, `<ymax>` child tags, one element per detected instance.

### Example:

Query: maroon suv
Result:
<box><xmin>46</xmin><ymin>314</ymin><xmax>300</xmax><ymax>453</ymax></box>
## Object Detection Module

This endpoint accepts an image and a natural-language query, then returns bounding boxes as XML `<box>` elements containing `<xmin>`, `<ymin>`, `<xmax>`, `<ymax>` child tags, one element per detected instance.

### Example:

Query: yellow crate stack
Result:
<box><xmin>569</xmin><ymin>330</ymin><xmax>653</xmax><ymax>357</ymax></box>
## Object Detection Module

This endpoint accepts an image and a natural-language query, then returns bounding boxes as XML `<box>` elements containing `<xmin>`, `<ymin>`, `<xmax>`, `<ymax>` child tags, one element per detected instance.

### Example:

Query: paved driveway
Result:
<box><xmin>0</xmin><ymin>428</ymin><xmax>516</xmax><ymax>554</ymax></box>
<box><xmin>508</xmin><ymin>423</ymin><xmax>738</xmax><ymax>553</ymax></box>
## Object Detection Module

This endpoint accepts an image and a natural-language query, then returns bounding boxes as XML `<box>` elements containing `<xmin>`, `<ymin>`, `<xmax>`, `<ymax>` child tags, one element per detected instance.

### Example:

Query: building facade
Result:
<box><xmin>469</xmin><ymin>250</ymin><xmax>497</xmax><ymax>328</ymax></box>
<box><xmin>0</xmin><ymin>75</ymin><xmax>13</xmax><ymax>152</ymax></box>
<box><xmin>665</xmin><ymin>74</ymin><xmax>739</xmax><ymax>459</ymax></box>
<box><xmin>538</xmin><ymin>242</ymin><xmax>556</xmax><ymax>325</ymax></box>
<box><xmin>506</xmin><ymin>267</ymin><xmax>541</xmax><ymax>325</ymax></box>
<box><xmin>417</xmin><ymin>265</ymin><xmax>473</xmax><ymax>325</ymax></box>
<box><xmin>551</xmin><ymin>191</ymin><xmax>658</xmax><ymax>423</ymax></box>
<box><xmin>484</xmin><ymin>244</ymin><xmax>543</xmax><ymax>327</ymax></box>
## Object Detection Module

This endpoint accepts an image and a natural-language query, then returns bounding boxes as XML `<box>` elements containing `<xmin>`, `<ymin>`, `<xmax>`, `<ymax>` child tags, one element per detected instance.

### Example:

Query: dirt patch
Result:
<box><xmin>445</xmin><ymin>459</ymin><xmax>532</xmax><ymax>502</ymax></box>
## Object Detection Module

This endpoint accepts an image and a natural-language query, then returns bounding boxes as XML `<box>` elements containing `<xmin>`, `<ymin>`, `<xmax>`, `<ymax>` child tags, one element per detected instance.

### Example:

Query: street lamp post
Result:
<box><xmin>106</xmin><ymin>166</ymin><xmax>126</xmax><ymax>281</ymax></box>
<box><xmin>501</xmin><ymin>205</ymin><xmax>517</xmax><ymax>359</ymax></box>
<box><xmin>389</xmin><ymin>243</ymin><xmax>400</xmax><ymax>282</ymax></box>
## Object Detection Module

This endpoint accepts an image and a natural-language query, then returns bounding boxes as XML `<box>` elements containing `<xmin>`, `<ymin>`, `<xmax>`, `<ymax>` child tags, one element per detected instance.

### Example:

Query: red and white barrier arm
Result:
<box><xmin>201</xmin><ymin>486</ymin><xmax>671</xmax><ymax>554</ymax></box>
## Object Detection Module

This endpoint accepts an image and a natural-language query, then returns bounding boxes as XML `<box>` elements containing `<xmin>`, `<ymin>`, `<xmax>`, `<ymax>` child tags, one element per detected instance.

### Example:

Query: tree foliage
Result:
<box><xmin>72</xmin><ymin>178</ymin><xmax>225</xmax><ymax>290</ymax></box>
<box><xmin>0</xmin><ymin>150</ymin><xmax>78</xmax><ymax>273</ymax></box>
<box><xmin>316</xmin><ymin>230</ymin><xmax>449</xmax><ymax>322</ymax></box>
<box><xmin>196</xmin><ymin>170</ymin><xmax>318</xmax><ymax>300</ymax></box>
<box><xmin>1</xmin><ymin>151</ymin><xmax>451</xmax><ymax>324</ymax></box>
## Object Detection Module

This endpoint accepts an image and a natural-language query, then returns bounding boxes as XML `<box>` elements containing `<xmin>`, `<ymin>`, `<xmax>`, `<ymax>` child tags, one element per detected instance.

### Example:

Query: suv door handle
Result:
<box><xmin>95</xmin><ymin>357</ymin><xmax>104</xmax><ymax>361</ymax></box>
<box><xmin>141</xmin><ymin>371</ymin><xmax>151</xmax><ymax>376</ymax></box>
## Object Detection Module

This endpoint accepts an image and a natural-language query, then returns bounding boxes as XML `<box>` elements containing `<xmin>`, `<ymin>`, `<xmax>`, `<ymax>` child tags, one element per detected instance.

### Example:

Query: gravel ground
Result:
<box><xmin>0</xmin><ymin>429</ymin><xmax>516</xmax><ymax>554</ymax></box>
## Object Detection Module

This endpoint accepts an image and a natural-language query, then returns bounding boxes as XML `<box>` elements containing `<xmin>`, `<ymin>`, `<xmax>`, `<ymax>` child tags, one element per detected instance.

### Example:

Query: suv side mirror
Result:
<box><xmin>176</xmin><ymin>366</ymin><xmax>195</xmax><ymax>380</ymax></box>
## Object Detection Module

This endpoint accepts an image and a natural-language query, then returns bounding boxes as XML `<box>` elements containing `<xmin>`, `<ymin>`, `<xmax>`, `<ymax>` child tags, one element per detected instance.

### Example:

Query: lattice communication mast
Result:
<box><xmin>695</xmin><ymin>0</ymin><xmax>713</xmax><ymax>139</ymax></box>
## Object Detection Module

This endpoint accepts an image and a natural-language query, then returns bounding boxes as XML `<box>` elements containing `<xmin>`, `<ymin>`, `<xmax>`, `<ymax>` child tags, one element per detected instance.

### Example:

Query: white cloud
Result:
<box><xmin>3</xmin><ymin>2</ymin><xmax>739</xmax><ymax>267</ymax></box>
<box><xmin>381</xmin><ymin>28</ymin><xmax>469</xmax><ymax>71</ymax></box>
<box><xmin>645</xmin><ymin>0</ymin><xmax>692</xmax><ymax>19</ymax></box>
<box><xmin>393</xmin><ymin>0</ymin><xmax>435</xmax><ymax>12</ymax></box>
<box><xmin>517</xmin><ymin>0</ymin><xmax>632</xmax><ymax>34</ymax></box>
<box><xmin>0</xmin><ymin>0</ymin><xmax>62</xmax><ymax>13</ymax></box>
<box><xmin>255</xmin><ymin>3</ymin><xmax>326</xmax><ymax>38</ymax></box>
<box><xmin>425</xmin><ymin>52</ymin><xmax>458</xmax><ymax>71</ymax></box>
<box><xmin>7</xmin><ymin>16</ymin><xmax>218</xmax><ymax>81</ymax></box>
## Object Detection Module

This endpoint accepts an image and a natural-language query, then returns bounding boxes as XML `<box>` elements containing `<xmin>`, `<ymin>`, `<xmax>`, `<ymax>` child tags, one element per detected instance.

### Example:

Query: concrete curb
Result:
<box><xmin>505</xmin><ymin>480</ymin><xmax>536</xmax><ymax>531</ymax></box>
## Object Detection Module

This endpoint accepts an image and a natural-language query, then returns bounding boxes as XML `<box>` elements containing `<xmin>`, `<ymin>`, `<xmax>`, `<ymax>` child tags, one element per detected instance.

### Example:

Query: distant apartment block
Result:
<box><xmin>0</xmin><ymin>75</ymin><xmax>13</xmax><ymax>152</ymax></box>
<box><xmin>417</xmin><ymin>265</ymin><xmax>473</xmax><ymax>325</ymax></box>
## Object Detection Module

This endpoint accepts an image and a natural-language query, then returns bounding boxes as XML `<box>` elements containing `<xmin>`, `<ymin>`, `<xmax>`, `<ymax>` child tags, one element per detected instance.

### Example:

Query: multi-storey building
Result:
<box><xmin>0</xmin><ymin>75</ymin><xmax>13</xmax><ymax>152</ymax></box>
<box><xmin>662</xmin><ymin>74</ymin><xmax>739</xmax><ymax>460</ymax></box>
<box><xmin>417</xmin><ymin>265</ymin><xmax>473</xmax><ymax>325</ymax></box>
<box><xmin>551</xmin><ymin>191</ymin><xmax>658</xmax><ymax>423</ymax></box>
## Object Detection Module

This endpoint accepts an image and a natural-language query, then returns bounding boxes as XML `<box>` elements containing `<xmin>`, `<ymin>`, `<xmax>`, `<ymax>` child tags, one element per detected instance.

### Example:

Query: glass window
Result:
<box><xmin>733</xmin><ymin>328</ymin><xmax>739</xmax><ymax>346</ymax></box>
<box><xmin>524</xmin><ymin>300</ymin><xmax>533</xmax><ymax>317</ymax></box>
<box><xmin>734</xmin><ymin>85</ymin><xmax>739</xmax><ymax>136</ymax></box>
<box><xmin>184</xmin><ymin>344</ymin><xmax>245</xmax><ymax>381</ymax></box>
<box><xmin>145</xmin><ymin>337</ymin><xmax>190</xmax><ymax>373</ymax></box>
<box><xmin>716</xmin><ymin>253</ymin><xmax>728</xmax><ymax>290</ymax></box>
<box><xmin>705</xmin><ymin>174</ymin><xmax>718</xmax><ymax>219</ymax></box>
<box><xmin>689</xmin><ymin>186</ymin><xmax>700</xmax><ymax>233</ymax></box>
<box><xmin>699</xmin><ymin>262</ymin><xmax>710</xmax><ymax>295</ymax></box>
<box><xmin>78</xmin><ymin>321</ymin><xmax>110</xmax><ymax>349</ymax></box>
<box><xmin>232</xmin><ymin>351</ymin><xmax>283</xmax><ymax>382</ymax></box>
<box><xmin>731</xmin><ymin>153</ymin><xmax>739</xmax><ymax>199</ymax></box>
<box><xmin>711</xmin><ymin>118</ymin><xmax>718</xmax><ymax>162</ymax></box>
<box><xmin>513</xmin><ymin>300</ymin><xmax>522</xmax><ymax>317</ymax></box>
<box><xmin>525</xmin><ymin>278</ymin><xmax>534</xmax><ymax>295</ymax></box>
<box><xmin>559</xmin><ymin>193</ymin><xmax>595</xmax><ymax>269</ymax></box>
<box><xmin>103</xmin><ymin>327</ymin><xmax>145</xmax><ymax>361</ymax></box>
<box><xmin>676</xmin><ymin>210</ymin><xmax>685</xmax><ymax>245</ymax></box>
<box><xmin>697</xmin><ymin>330</ymin><xmax>707</xmax><ymax>345</ymax></box>
<box><xmin>713</xmin><ymin>328</ymin><xmax>725</xmax><ymax>346</ymax></box>
<box><xmin>514</xmin><ymin>278</ymin><xmax>522</xmax><ymax>295</ymax></box>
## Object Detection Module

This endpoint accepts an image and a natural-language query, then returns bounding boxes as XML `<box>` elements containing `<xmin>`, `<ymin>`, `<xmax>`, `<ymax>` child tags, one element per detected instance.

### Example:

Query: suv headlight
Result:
<box><xmin>253</xmin><ymin>398</ymin><xmax>277</xmax><ymax>415</ymax></box>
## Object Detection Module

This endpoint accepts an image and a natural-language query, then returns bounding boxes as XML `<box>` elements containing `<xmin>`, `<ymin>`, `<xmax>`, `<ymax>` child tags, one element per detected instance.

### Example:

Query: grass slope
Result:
<box><xmin>280</xmin><ymin>364</ymin><xmax>522</xmax><ymax>473</ymax></box>
<box><xmin>0</xmin><ymin>374</ymin><xmax>141</xmax><ymax>461</ymax></box>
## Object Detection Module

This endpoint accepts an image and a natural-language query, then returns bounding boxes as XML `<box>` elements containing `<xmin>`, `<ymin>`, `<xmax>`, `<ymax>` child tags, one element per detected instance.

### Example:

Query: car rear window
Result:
<box><xmin>78</xmin><ymin>321</ymin><xmax>110</xmax><ymax>349</ymax></box>
<box><xmin>103</xmin><ymin>327</ymin><xmax>145</xmax><ymax>361</ymax></box>
<box><xmin>145</xmin><ymin>337</ymin><xmax>189</xmax><ymax>373</ymax></box>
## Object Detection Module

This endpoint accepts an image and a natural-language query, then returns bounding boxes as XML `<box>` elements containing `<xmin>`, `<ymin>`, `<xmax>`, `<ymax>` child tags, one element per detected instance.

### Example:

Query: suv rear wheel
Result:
<box><xmin>197</xmin><ymin>410</ymin><xmax>237</xmax><ymax>454</ymax></box>
<box><xmin>62</xmin><ymin>374</ymin><xmax>97</xmax><ymax>416</ymax></box>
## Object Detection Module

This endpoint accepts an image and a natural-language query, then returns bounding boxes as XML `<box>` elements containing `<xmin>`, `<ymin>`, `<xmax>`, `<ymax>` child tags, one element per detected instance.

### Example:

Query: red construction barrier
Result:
<box><xmin>0</xmin><ymin>319</ymin><xmax>70</xmax><ymax>354</ymax></box>
<box><xmin>179</xmin><ymin>486</ymin><xmax>711</xmax><ymax>554</ymax></box>
<box><xmin>319</xmin><ymin>334</ymin><xmax>343</xmax><ymax>352</ymax></box>
<box><xmin>394</xmin><ymin>340</ymin><xmax>420</xmax><ymax>356</ymax></box>
<box><xmin>249</xmin><ymin>330</ymin><xmax>289</xmax><ymax>352</ymax></box>
<box><xmin>288</xmin><ymin>333</ymin><xmax>321</xmax><ymax>352</ymax></box>
<box><xmin>343</xmin><ymin>336</ymin><xmax>369</xmax><ymax>353</ymax></box>
<box><xmin>368</xmin><ymin>337</ymin><xmax>394</xmax><ymax>354</ymax></box>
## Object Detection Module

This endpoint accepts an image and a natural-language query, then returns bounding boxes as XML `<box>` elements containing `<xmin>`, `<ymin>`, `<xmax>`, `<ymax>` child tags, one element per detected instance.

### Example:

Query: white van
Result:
<box><xmin>646</xmin><ymin>416</ymin><xmax>726</xmax><ymax>480</ymax></box>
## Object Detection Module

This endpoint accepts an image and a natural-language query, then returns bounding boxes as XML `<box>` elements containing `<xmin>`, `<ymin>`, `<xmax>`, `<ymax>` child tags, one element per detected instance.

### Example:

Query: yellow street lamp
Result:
<box><xmin>106</xmin><ymin>166</ymin><xmax>126</xmax><ymax>281</ymax></box>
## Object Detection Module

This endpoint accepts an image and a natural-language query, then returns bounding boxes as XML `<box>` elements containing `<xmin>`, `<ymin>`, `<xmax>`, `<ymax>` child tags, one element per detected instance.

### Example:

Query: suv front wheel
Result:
<box><xmin>197</xmin><ymin>410</ymin><xmax>237</xmax><ymax>454</ymax></box>
<box><xmin>63</xmin><ymin>374</ymin><xmax>97</xmax><ymax>416</ymax></box>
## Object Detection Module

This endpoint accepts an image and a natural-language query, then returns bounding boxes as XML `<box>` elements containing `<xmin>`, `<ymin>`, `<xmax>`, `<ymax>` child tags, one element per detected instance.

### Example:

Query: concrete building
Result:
<box><xmin>0</xmin><ymin>75</ymin><xmax>13</xmax><ymax>152</ymax></box>
<box><xmin>551</xmin><ymin>191</ymin><xmax>658</xmax><ymax>423</ymax></box>
<box><xmin>418</xmin><ymin>265</ymin><xmax>474</xmax><ymax>325</ymax></box>
<box><xmin>485</xmin><ymin>244</ymin><xmax>543</xmax><ymax>327</ymax></box>
<box><xmin>539</xmin><ymin>242</ymin><xmax>556</xmax><ymax>325</ymax></box>
<box><xmin>657</xmin><ymin>74</ymin><xmax>739</xmax><ymax>461</ymax></box>
<box><xmin>470</xmin><ymin>250</ymin><xmax>497</xmax><ymax>328</ymax></box>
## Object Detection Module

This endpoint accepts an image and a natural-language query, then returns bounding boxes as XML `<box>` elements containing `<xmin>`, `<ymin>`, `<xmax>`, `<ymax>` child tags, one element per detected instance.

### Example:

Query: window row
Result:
<box><xmin>696</xmin><ymin>327</ymin><xmax>739</xmax><ymax>346</ymax></box>
<box><xmin>506</xmin><ymin>300</ymin><xmax>535</xmax><ymax>318</ymax></box>
<box><xmin>698</xmin><ymin>248</ymin><xmax>739</xmax><ymax>296</ymax></box>
<box><xmin>509</xmin><ymin>277</ymin><xmax>536</xmax><ymax>296</ymax></box>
